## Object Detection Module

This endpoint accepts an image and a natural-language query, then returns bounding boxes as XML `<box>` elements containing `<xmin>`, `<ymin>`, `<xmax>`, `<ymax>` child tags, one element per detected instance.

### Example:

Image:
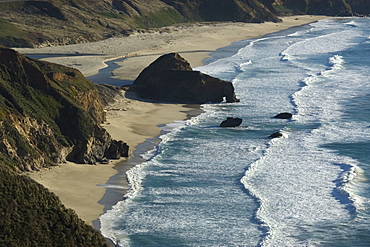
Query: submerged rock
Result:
<box><xmin>269</xmin><ymin>132</ymin><xmax>287</xmax><ymax>138</ymax></box>
<box><xmin>274</xmin><ymin>112</ymin><xmax>293</xmax><ymax>119</ymax></box>
<box><xmin>220</xmin><ymin>117</ymin><xmax>243</xmax><ymax>127</ymax></box>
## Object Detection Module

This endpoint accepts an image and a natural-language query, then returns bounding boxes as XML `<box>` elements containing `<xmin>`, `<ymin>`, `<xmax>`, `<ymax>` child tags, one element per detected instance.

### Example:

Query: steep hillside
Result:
<box><xmin>0</xmin><ymin>0</ymin><xmax>185</xmax><ymax>47</ymax></box>
<box><xmin>346</xmin><ymin>0</ymin><xmax>370</xmax><ymax>15</ymax></box>
<box><xmin>0</xmin><ymin>47</ymin><xmax>127</xmax><ymax>245</ymax></box>
<box><xmin>162</xmin><ymin>0</ymin><xmax>280</xmax><ymax>23</ymax></box>
<box><xmin>262</xmin><ymin>0</ymin><xmax>354</xmax><ymax>16</ymax></box>
<box><xmin>0</xmin><ymin>0</ymin><xmax>279</xmax><ymax>48</ymax></box>
<box><xmin>0</xmin><ymin>166</ymin><xmax>109</xmax><ymax>246</ymax></box>
<box><xmin>1</xmin><ymin>0</ymin><xmax>369</xmax><ymax>48</ymax></box>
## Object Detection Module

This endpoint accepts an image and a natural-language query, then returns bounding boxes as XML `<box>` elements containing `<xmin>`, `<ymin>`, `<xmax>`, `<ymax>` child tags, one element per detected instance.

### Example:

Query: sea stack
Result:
<box><xmin>128</xmin><ymin>53</ymin><xmax>240</xmax><ymax>104</ymax></box>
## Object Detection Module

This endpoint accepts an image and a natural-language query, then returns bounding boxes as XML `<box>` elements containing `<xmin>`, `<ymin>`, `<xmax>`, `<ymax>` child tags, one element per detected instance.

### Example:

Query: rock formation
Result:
<box><xmin>105</xmin><ymin>140</ymin><xmax>129</xmax><ymax>159</ymax></box>
<box><xmin>0</xmin><ymin>47</ymin><xmax>128</xmax><ymax>170</ymax></box>
<box><xmin>269</xmin><ymin>132</ymin><xmax>288</xmax><ymax>138</ymax></box>
<box><xmin>274</xmin><ymin>112</ymin><xmax>293</xmax><ymax>119</ymax></box>
<box><xmin>128</xmin><ymin>53</ymin><xmax>240</xmax><ymax>104</ymax></box>
<box><xmin>220</xmin><ymin>117</ymin><xmax>243</xmax><ymax>127</ymax></box>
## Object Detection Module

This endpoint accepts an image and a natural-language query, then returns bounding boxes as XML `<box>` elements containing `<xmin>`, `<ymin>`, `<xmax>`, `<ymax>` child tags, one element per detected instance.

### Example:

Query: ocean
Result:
<box><xmin>100</xmin><ymin>17</ymin><xmax>370</xmax><ymax>246</ymax></box>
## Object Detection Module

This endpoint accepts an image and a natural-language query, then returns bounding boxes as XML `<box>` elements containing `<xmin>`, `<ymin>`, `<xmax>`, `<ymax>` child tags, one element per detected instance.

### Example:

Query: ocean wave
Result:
<box><xmin>242</xmin><ymin>129</ymin><xmax>358</xmax><ymax>246</ymax></box>
<box><xmin>281</xmin><ymin>29</ymin><xmax>360</xmax><ymax>59</ymax></box>
<box><xmin>345</xmin><ymin>20</ymin><xmax>358</xmax><ymax>27</ymax></box>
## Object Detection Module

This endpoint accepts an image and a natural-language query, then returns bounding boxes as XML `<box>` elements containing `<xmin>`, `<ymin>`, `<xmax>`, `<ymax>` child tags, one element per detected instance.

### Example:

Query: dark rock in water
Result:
<box><xmin>269</xmin><ymin>132</ymin><xmax>284</xmax><ymax>138</ymax></box>
<box><xmin>104</xmin><ymin>140</ymin><xmax>129</xmax><ymax>159</ymax></box>
<box><xmin>128</xmin><ymin>53</ymin><xmax>240</xmax><ymax>104</ymax></box>
<box><xmin>274</xmin><ymin>112</ymin><xmax>293</xmax><ymax>119</ymax></box>
<box><xmin>220</xmin><ymin>117</ymin><xmax>242</xmax><ymax>127</ymax></box>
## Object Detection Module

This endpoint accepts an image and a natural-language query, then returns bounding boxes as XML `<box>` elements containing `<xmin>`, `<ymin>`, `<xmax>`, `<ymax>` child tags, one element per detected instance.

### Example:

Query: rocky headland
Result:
<box><xmin>0</xmin><ymin>47</ymin><xmax>128</xmax><ymax>169</ymax></box>
<box><xmin>0</xmin><ymin>47</ymin><xmax>126</xmax><ymax>246</ymax></box>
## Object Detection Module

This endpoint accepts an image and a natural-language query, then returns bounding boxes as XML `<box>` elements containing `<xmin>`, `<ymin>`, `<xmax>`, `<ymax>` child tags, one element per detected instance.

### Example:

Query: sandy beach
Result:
<box><xmin>24</xmin><ymin>15</ymin><xmax>329</xmax><ymax>227</ymax></box>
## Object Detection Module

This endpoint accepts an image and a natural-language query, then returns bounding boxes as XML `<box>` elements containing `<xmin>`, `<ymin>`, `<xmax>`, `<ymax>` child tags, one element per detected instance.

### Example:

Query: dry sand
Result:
<box><xmin>25</xmin><ymin>15</ymin><xmax>329</xmax><ymax>226</ymax></box>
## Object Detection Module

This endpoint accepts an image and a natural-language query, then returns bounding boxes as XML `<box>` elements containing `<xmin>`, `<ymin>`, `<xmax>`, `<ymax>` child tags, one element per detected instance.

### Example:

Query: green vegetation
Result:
<box><xmin>98</xmin><ymin>11</ymin><xmax>124</xmax><ymax>19</ymax></box>
<box><xmin>0</xmin><ymin>1</ymin><xmax>24</xmax><ymax>11</ymax></box>
<box><xmin>0</xmin><ymin>20</ymin><xmax>25</xmax><ymax>39</ymax></box>
<box><xmin>271</xmin><ymin>4</ymin><xmax>295</xmax><ymax>15</ymax></box>
<box><xmin>0</xmin><ymin>20</ymin><xmax>32</xmax><ymax>47</ymax></box>
<box><xmin>0</xmin><ymin>0</ymin><xmax>367</xmax><ymax>48</ymax></box>
<box><xmin>0</xmin><ymin>167</ymin><xmax>108</xmax><ymax>246</ymax></box>
<box><xmin>133</xmin><ymin>8</ymin><xmax>185</xmax><ymax>28</ymax></box>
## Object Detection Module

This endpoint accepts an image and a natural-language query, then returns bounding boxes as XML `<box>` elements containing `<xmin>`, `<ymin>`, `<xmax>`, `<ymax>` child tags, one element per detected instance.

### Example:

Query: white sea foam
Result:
<box><xmin>97</xmin><ymin>184</ymin><xmax>129</xmax><ymax>190</ymax></box>
<box><xmin>282</xmin><ymin>30</ymin><xmax>360</xmax><ymax>58</ymax></box>
<box><xmin>345</xmin><ymin>20</ymin><xmax>358</xmax><ymax>27</ymax></box>
<box><xmin>240</xmin><ymin>19</ymin><xmax>368</xmax><ymax>246</ymax></box>
<box><xmin>242</xmin><ymin>131</ymin><xmax>357</xmax><ymax>246</ymax></box>
<box><xmin>287</xmin><ymin>27</ymin><xmax>314</xmax><ymax>37</ymax></box>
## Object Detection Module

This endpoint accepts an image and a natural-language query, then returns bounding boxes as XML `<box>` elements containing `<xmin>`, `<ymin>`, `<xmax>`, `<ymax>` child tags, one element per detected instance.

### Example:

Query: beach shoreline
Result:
<box><xmin>24</xmin><ymin>15</ymin><xmax>329</xmax><ymax>228</ymax></box>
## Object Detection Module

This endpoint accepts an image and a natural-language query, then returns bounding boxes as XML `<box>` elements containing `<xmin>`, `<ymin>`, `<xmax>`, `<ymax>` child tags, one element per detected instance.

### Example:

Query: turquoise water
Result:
<box><xmin>100</xmin><ymin>18</ymin><xmax>370</xmax><ymax>246</ymax></box>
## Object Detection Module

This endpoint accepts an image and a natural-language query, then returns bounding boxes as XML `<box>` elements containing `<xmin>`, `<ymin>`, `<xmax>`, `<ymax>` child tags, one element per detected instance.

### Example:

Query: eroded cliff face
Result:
<box><xmin>0</xmin><ymin>47</ymin><xmax>127</xmax><ymax>171</ymax></box>
<box><xmin>1</xmin><ymin>0</ymin><xmax>370</xmax><ymax>48</ymax></box>
<box><xmin>0</xmin><ymin>115</ymin><xmax>71</xmax><ymax>171</ymax></box>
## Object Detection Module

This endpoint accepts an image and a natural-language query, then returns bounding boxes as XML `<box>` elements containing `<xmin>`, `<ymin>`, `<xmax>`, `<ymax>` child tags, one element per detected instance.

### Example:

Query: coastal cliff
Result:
<box><xmin>0</xmin><ymin>47</ymin><xmax>128</xmax><ymax>169</ymax></box>
<box><xmin>0</xmin><ymin>47</ymin><xmax>126</xmax><ymax>245</ymax></box>
<box><xmin>1</xmin><ymin>0</ymin><xmax>369</xmax><ymax>48</ymax></box>
<box><xmin>0</xmin><ymin>0</ymin><xmax>276</xmax><ymax>48</ymax></box>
